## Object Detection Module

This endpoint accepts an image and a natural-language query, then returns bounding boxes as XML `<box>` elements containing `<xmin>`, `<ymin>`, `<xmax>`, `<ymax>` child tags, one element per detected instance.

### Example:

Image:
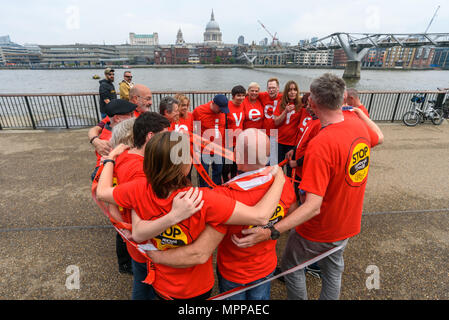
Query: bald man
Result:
<box><xmin>129</xmin><ymin>84</ymin><xmax>153</xmax><ymax>115</ymax></box>
<box><xmin>146</xmin><ymin>128</ymin><xmax>297</xmax><ymax>300</ymax></box>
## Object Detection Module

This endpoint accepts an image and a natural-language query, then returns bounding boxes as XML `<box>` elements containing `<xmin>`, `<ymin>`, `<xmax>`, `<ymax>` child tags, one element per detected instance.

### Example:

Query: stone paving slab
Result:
<box><xmin>0</xmin><ymin>122</ymin><xmax>448</xmax><ymax>300</ymax></box>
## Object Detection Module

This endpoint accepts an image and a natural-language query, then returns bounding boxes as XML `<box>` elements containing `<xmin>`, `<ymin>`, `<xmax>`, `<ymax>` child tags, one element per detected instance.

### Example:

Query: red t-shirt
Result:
<box><xmin>192</xmin><ymin>102</ymin><xmax>226</xmax><ymax>148</ymax></box>
<box><xmin>112</xmin><ymin>180</ymin><xmax>236</xmax><ymax>299</ymax></box>
<box><xmin>114</xmin><ymin>150</ymin><xmax>146</xmax><ymax>263</ymax></box>
<box><xmin>226</xmin><ymin>101</ymin><xmax>245</xmax><ymax>148</ymax></box>
<box><xmin>242</xmin><ymin>97</ymin><xmax>264</xmax><ymax>130</ymax></box>
<box><xmin>294</xmin><ymin>117</ymin><xmax>321</xmax><ymax>179</ymax></box>
<box><xmin>215</xmin><ymin>170</ymin><xmax>296</xmax><ymax>284</ymax></box>
<box><xmin>358</xmin><ymin>105</ymin><xmax>370</xmax><ymax>117</ymax></box>
<box><xmin>273</xmin><ymin>104</ymin><xmax>302</xmax><ymax>146</ymax></box>
<box><xmin>297</xmin><ymin>115</ymin><xmax>379</xmax><ymax>242</ymax></box>
<box><xmin>297</xmin><ymin>108</ymin><xmax>313</xmax><ymax>139</ymax></box>
<box><xmin>258</xmin><ymin>91</ymin><xmax>282</xmax><ymax>136</ymax></box>
<box><xmin>172</xmin><ymin>112</ymin><xmax>193</xmax><ymax>133</ymax></box>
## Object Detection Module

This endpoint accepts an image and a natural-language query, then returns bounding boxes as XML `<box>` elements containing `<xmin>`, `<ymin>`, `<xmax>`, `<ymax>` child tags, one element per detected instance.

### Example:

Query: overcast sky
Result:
<box><xmin>2</xmin><ymin>0</ymin><xmax>448</xmax><ymax>46</ymax></box>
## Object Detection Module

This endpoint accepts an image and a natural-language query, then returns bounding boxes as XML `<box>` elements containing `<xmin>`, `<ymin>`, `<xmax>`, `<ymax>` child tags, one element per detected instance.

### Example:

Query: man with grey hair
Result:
<box><xmin>233</xmin><ymin>73</ymin><xmax>384</xmax><ymax>300</ymax></box>
<box><xmin>159</xmin><ymin>96</ymin><xmax>180</xmax><ymax>129</ymax></box>
<box><xmin>345</xmin><ymin>88</ymin><xmax>370</xmax><ymax>117</ymax></box>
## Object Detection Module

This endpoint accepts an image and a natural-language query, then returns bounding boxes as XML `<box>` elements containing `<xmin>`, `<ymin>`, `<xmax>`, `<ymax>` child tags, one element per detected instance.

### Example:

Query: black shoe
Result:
<box><xmin>119</xmin><ymin>263</ymin><xmax>133</xmax><ymax>275</ymax></box>
<box><xmin>274</xmin><ymin>266</ymin><xmax>285</xmax><ymax>283</ymax></box>
<box><xmin>305</xmin><ymin>265</ymin><xmax>321</xmax><ymax>279</ymax></box>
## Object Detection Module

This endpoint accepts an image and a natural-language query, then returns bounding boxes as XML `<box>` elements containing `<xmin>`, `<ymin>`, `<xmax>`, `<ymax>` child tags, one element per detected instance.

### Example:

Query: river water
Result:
<box><xmin>0</xmin><ymin>67</ymin><xmax>448</xmax><ymax>94</ymax></box>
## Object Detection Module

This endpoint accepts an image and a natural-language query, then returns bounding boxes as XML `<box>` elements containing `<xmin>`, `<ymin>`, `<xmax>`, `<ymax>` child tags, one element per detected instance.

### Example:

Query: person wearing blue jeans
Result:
<box><xmin>217</xmin><ymin>268</ymin><xmax>275</xmax><ymax>300</ymax></box>
<box><xmin>199</xmin><ymin>157</ymin><xmax>223</xmax><ymax>187</ymax></box>
<box><xmin>131</xmin><ymin>259</ymin><xmax>156</xmax><ymax>300</ymax></box>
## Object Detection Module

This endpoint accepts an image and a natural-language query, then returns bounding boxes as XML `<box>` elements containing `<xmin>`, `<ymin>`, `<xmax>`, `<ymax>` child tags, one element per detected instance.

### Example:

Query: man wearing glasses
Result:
<box><xmin>119</xmin><ymin>71</ymin><xmax>134</xmax><ymax>101</ymax></box>
<box><xmin>99</xmin><ymin>67</ymin><xmax>117</xmax><ymax>119</ymax></box>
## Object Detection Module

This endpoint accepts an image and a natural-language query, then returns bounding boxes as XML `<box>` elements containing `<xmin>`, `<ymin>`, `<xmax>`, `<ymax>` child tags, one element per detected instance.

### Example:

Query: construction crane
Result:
<box><xmin>424</xmin><ymin>5</ymin><xmax>440</xmax><ymax>33</ymax></box>
<box><xmin>257</xmin><ymin>20</ymin><xmax>280</xmax><ymax>47</ymax></box>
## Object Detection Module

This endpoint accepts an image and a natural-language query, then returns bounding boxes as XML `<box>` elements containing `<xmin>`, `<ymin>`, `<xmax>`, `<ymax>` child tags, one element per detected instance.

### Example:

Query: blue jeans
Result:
<box><xmin>131</xmin><ymin>259</ymin><xmax>156</xmax><ymax>300</ymax></box>
<box><xmin>199</xmin><ymin>157</ymin><xmax>223</xmax><ymax>187</ymax></box>
<box><xmin>281</xmin><ymin>230</ymin><xmax>348</xmax><ymax>300</ymax></box>
<box><xmin>217</xmin><ymin>268</ymin><xmax>275</xmax><ymax>300</ymax></box>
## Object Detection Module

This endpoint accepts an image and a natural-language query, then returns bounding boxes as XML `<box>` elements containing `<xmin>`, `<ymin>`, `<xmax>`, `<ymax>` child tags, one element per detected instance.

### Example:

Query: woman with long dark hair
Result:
<box><xmin>273</xmin><ymin>80</ymin><xmax>303</xmax><ymax>177</ymax></box>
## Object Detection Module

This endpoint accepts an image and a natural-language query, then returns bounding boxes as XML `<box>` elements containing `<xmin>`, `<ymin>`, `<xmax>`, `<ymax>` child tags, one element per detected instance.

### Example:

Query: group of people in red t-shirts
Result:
<box><xmin>90</xmin><ymin>73</ymin><xmax>383</xmax><ymax>301</ymax></box>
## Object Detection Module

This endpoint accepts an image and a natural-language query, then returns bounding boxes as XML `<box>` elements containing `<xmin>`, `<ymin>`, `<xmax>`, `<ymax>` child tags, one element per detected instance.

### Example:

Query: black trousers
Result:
<box><xmin>222</xmin><ymin>161</ymin><xmax>238</xmax><ymax>183</ymax></box>
<box><xmin>116</xmin><ymin>232</ymin><xmax>131</xmax><ymax>267</ymax></box>
<box><xmin>278</xmin><ymin>143</ymin><xmax>294</xmax><ymax>178</ymax></box>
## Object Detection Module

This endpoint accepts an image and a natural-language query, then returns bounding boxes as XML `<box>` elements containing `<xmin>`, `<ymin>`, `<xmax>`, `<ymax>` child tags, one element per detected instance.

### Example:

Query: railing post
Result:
<box><xmin>420</xmin><ymin>93</ymin><xmax>428</xmax><ymax>111</ymax></box>
<box><xmin>24</xmin><ymin>96</ymin><xmax>36</xmax><ymax>129</ymax></box>
<box><xmin>367</xmin><ymin>93</ymin><xmax>374</xmax><ymax>114</ymax></box>
<box><xmin>391</xmin><ymin>93</ymin><xmax>401</xmax><ymax>123</ymax></box>
<box><xmin>59</xmin><ymin>96</ymin><xmax>69</xmax><ymax>129</ymax></box>
<box><xmin>93</xmin><ymin>95</ymin><xmax>100</xmax><ymax>123</ymax></box>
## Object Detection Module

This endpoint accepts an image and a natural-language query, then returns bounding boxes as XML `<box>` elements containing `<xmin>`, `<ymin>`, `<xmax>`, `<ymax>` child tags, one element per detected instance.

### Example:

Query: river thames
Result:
<box><xmin>0</xmin><ymin>67</ymin><xmax>448</xmax><ymax>94</ymax></box>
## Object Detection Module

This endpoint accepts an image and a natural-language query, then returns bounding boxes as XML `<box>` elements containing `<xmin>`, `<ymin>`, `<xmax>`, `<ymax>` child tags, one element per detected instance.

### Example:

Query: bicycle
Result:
<box><xmin>402</xmin><ymin>94</ymin><xmax>444</xmax><ymax>127</ymax></box>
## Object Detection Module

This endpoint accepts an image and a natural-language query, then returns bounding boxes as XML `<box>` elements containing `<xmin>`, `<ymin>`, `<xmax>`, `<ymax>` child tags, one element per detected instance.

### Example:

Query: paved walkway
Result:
<box><xmin>0</xmin><ymin>122</ymin><xmax>448</xmax><ymax>300</ymax></box>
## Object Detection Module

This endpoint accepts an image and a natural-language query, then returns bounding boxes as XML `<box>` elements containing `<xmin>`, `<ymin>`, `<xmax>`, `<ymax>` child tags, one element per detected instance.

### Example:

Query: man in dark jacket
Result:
<box><xmin>99</xmin><ymin>67</ymin><xmax>117</xmax><ymax>119</ymax></box>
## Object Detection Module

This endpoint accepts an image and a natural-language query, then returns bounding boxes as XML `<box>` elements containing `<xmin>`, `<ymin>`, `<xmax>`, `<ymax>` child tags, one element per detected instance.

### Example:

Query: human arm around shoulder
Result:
<box><xmin>96</xmin><ymin>144</ymin><xmax>130</xmax><ymax>204</ymax></box>
<box><xmin>232</xmin><ymin>193</ymin><xmax>320</xmax><ymax>248</ymax></box>
<box><xmin>146</xmin><ymin>225</ymin><xmax>224</xmax><ymax>268</ymax></box>
<box><xmin>88</xmin><ymin>125</ymin><xmax>112</xmax><ymax>156</ymax></box>
<box><xmin>224</xmin><ymin>165</ymin><xmax>285</xmax><ymax>226</ymax></box>
<box><xmin>131</xmin><ymin>188</ymin><xmax>204</xmax><ymax>243</ymax></box>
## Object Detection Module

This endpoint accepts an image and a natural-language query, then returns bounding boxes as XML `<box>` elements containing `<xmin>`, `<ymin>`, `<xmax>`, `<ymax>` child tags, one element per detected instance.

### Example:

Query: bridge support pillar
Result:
<box><xmin>343</xmin><ymin>60</ymin><xmax>361</xmax><ymax>79</ymax></box>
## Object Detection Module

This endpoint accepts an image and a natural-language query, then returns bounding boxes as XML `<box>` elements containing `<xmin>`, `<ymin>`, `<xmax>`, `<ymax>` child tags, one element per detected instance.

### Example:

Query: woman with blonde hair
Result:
<box><xmin>96</xmin><ymin>130</ymin><xmax>285</xmax><ymax>300</ymax></box>
<box><xmin>172</xmin><ymin>94</ymin><xmax>193</xmax><ymax>133</ymax></box>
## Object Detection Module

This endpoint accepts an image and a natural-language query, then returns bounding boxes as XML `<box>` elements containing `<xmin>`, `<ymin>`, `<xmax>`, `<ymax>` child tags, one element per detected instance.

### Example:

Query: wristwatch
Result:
<box><xmin>268</xmin><ymin>225</ymin><xmax>280</xmax><ymax>240</ymax></box>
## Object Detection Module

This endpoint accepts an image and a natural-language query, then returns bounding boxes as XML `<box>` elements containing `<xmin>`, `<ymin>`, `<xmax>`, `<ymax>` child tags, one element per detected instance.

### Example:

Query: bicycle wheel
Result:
<box><xmin>402</xmin><ymin>111</ymin><xmax>420</xmax><ymax>126</ymax></box>
<box><xmin>430</xmin><ymin>109</ymin><xmax>444</xmax><ymax>125</ymax></box>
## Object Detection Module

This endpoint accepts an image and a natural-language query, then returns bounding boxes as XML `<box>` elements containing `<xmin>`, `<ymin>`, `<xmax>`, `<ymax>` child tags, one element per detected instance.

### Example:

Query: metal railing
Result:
<box><xmin>0</xmin><ymin>90</ymin><xmax>447</xmax><ymax>130</ymax></box>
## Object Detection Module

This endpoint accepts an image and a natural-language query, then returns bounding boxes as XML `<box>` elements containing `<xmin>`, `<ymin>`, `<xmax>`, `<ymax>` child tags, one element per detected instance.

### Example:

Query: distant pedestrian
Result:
<box><xmin>119</xmin><ymin>71</ymin><xmax>134</xmax><ymax>101</ymax></box>
<box><xmin>99</xmin><ymin>67</ymin><xmax>117</xmax><ymax>119</ymax></box>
